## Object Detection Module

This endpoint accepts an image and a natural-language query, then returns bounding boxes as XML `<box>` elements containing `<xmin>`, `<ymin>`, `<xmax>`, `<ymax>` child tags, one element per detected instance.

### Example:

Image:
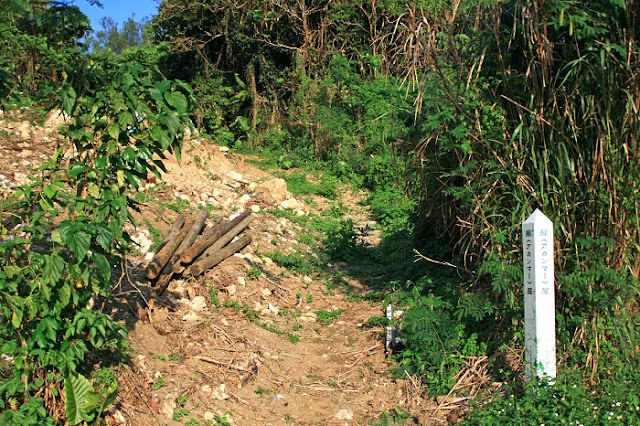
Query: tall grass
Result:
<box><xmin>409</xmin><ymin>0</ymin><xmax>640</xmax><ymax>377</ymax></box>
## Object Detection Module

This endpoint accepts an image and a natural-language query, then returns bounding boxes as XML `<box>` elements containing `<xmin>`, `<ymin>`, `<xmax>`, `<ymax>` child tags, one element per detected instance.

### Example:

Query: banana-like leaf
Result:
<box><xmin>85</xmin><ymin>385</ymin><xmax>118</xmax><ymax>426</ymax></box>
<box><xmin>64</xmin><ymin>373</ymin><xmax>95</xmax><ymax>425</ymax></box>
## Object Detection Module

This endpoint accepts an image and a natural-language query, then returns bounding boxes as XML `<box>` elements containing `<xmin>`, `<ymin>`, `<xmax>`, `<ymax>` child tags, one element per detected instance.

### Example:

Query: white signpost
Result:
<box><xmin>522</xmin><ymin>209</ymin><xmax>556</xmax><ymax>382</ymax></box>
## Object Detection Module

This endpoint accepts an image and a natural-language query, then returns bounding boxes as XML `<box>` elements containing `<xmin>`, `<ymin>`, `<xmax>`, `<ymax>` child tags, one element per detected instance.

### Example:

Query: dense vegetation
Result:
<box><xmin>1</xmin><ymin>0</ymin><xmax>639</xmax><ymax>423</ymax></box>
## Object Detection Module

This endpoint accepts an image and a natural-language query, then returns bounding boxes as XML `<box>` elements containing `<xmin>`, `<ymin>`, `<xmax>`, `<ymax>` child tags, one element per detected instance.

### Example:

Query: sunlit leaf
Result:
<box><xmin>164</xmin><ymin>91</ymin><xmax>188</xmax><ymax>113</ymax></box>
<box><xmin>107</xmin><ymin>124</ymin><xmax>120</xmax><ymax>140</ymax></box>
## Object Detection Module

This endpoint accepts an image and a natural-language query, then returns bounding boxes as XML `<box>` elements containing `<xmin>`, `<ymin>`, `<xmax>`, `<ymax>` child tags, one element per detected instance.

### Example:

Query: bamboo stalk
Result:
<box><xmin>187</xmin><ymin>234</ymin><xmax>252</xmax><ymax>277</ymax></box>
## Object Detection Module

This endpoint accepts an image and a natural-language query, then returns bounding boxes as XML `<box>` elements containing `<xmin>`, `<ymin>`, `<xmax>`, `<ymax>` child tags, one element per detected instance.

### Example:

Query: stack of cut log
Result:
<box><xmin>145</xmin><ymin>209</ymin><xmax>254</xmax><ymax>293</ymax></box>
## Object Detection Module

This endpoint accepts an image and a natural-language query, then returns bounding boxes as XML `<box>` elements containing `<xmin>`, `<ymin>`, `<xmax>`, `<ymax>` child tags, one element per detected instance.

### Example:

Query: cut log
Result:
<box><xmin>145</xmin><ymin>216</ymin><xmax>190</xmax><ymax>280</ymax></box>
<box><xmin>153</xmin><ymin>210</ymin><xmax>209</xmax><ymax>288</ymax></box>
<box><xmin>180</xmin><ymin>209</ymin><xmax>251</xmax><ymax>264</ymax></box>
<box><xmin>198</xmin><ymin>214</ymin><xmax>254</xmax><ymax>260</ymax></box>
<box><xmin>153</xmin><ymin>214</ymin><xmax>185</xmax><ymax>254</ymax></box>
<box><xmin>187</xmin><ymin>234</ymin><xmax>252</xmax><ymax>277</ymax></box>
<box><xmin>173</xmin><ymin>212</ymin><xmax>254</xmax><ymax>275</ymax></box>
<box><xmin>174</xmin><ymin>210</ymin><xmax>210</xmax><ymax>256</ymax></box>
<box><xmin>171</xmin><ymin>219</ymin><xmax>230</xmax><ymax>274</ymax></box>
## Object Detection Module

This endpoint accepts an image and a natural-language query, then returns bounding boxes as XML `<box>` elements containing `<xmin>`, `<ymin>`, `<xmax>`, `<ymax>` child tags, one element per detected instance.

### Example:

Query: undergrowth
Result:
<box><xmin>465</xmin><ymin>366</ymin><xmax>640</xmax><ymax>425</ymax></box>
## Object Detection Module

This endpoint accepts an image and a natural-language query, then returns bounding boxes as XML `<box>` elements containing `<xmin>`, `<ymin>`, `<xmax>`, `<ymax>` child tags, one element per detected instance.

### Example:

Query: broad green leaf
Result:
<box><xmin>52</xmin><ymin>230</ymin><xmax>62</xmax><ymax>244</ymax></box>
<box><xmin>172</xmin><ymin>143</ymin><xmax>182</xmax><ymax>165</ymax></box>
<box><xmin>35</xmin><ymin>330</ymin><xmax>48</xmax><ymax>348</ymax></box>
<box><xmin>39</xmin><ymin>198</ymin><xmax>53</xmax><ymax>212</ymax></box>
<box><xmin>43</xmin><ymin>184</ymin><xmax>57</xmax><ymax>199</ymax></box>
<box><xmin>136</xmin><ymin>146</ymin><xmax>152</xmax><ymax>160</ymax></box>
<box><xmin>122</xmin><ymin>147</ymin><xmax>136</xmax><ymax>162</ymax></box>
<box><xmin>92</xmin><ymin>252</ymin><xmax>111</xmax><ymax>281</ymax></box>
<box><xmin>107</xmin><ymin>124</ymin><xmax>120</xmax><ymax>140</ymax></box>
<box><xmin>174</xmin><ymin>80</ymin><xmax>193</xmax><ymax>95</ymax></box>
<box><xmin>62</xmin><ymin>86</ymin><xmax>77</xmax><ymax>115</ymax></box>
<box><xmin>64</xmin><ymin>373</ymin><xmax>95</xmax><ymax>425</ymax></box>
<box><xmin>94</xmin><ymin>336</ymin><xmax>104</xmax><ymax>348</ymax></box>
<box><xmin>154</xmin><ymin>80</ymin><xmax>171</xmax><ymax>93</ymax></box>
<box><xmin>106</xmin><ymin>139</ymin><xmax>117</xmax><ymax>154</ymax></box>
<box><xmin>151</xmin><ymin>125</ymin><xmax>162</xmax><ymax>141</ymax></box>
<box><xmin>43</xmin><ymin>317</ymin><xmax>59</xmax><ymax>340</ymax></box>
<box><xmin>117</xmin><ymin>170</ymin><xmax>125</xmax><ymax>187</ymax></box>
<box><xmin>58</xmin><ymin>221</ymin><xmax>73</xmax><ymax>241</ymax></box>
<box><xmin>124</xmin><ymin>170</ymin><xmax>142</xmax><ymax>188</ymax></box>
<box><xmin>95</xmin><ymin>157</ymin><xmax>107</xmax><ymax>170</ymax></box>
<box><xmin>96</xmin><ymin>323</ymin><xmax>106</xmax><ymax>337</ymax></box>
<box><xmin>88</xmin><ymin>385</ymin><xmax>118</xmax><ymax>419</ymax></box>
<box><xmin>159</xmin><ymin>130</ymin><xmax>172</xmax><ymax>150</ymax></box>
<box><xmin>80</xmin><ymin>267</ymin><xmax>90</xmax><ymax>286</ymax></box>
<box><xmin>87</xmin><ymin>183</ymin><xmax>101</xmax><ymax>199</ymax></box>
<box><xmin>149</xmin><ymin>88</ymin><xmax>163</xmax><ymax>103</ymax></box>
<box><xmin>38</xmin><ymin>277</ymin><xmax>51</xmax><ymax>302</ymax></box>
<box><xmin>77</xmin><ymin>317</ymin><xmax>87</xmax><ymax>332</ymax></box>
<box><xmin>118</xmin><ymin>110</ymin><xmax>135</xmax><ymax>126</ymax></box>
<box><xmin>4</xmin><ymin>265</ymin><xmax>20</xmax><ymax>279</ymax></box>
<box><xmin>69</xmin><ymin>164</ymin><xmax>87</xmax><ymax>179</ymax></box>
<box><xmin>132</xmin><ymin>160</ymin><xmax>146</xmax><ymax>174</ymax></box>
<box><xmin>11</xmin><ymin>308</ymin><xmax>23</xmax><ymax>328</ymax></box>
<box><xmin>164</xmin><ymin>91</ymin><xmax>188</xmax><ymax>113</ymax></box>
<box><xmin>95</xmin><ymin>225</ymin><xmax>112</xmax><ymax>250</ymax></box>
<box><xmin>43</xmin><ymin>255</ymin><xmax>65</xmax><ymax>285</ymax></box>
<box><xmin>66</xmin><ymin>231</ymin><xmax>91</xmax><ymax>263</ymax></box>
<box><xmin>164</xmin><ymin>112</ymin><xmax>182</xmax><ymax>135</ymax></box>
<box><xmin>59</xmin><ymin>282</ymin><xmax>71</xmax><ymax>307</ymax></box>
<box><xmin>120</xmin><ymin>72</ymin><xmax>134</xmax><ymax>88</ymax></box>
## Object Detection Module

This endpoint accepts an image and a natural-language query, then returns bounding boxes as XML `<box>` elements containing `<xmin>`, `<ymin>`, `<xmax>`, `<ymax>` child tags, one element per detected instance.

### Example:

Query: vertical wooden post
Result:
<box><xmin>523</xmin><ymin>209</ymin><xmax>556</xmax><ymax>382</ymax></box>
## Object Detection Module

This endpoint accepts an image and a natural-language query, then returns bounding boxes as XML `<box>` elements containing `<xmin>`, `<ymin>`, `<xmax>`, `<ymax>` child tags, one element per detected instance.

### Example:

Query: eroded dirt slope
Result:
<box><xmin>1</xmin><ymin>110</ymin><xmax>451</xmax><ymax>425</ymax></box>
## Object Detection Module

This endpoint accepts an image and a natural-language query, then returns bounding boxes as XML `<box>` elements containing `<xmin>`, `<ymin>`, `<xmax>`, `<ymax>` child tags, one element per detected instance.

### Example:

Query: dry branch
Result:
<box><xmin>174</xmin><ymin>210</ymin><xmax>210</xmax><ymax>257</ymax></box>
<box><xmin>188</xmin><ymin>234</ymin><xmax>252</xmax><ymax>276</ymax></box>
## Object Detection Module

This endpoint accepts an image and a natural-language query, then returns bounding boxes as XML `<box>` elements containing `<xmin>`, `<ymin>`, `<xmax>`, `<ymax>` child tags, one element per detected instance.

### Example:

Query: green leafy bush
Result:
<box><xmin>395</xmin><ymin>291</ymin><xmax>487</xmax><ymax>396</ymax></box>
<box><xmin>322</xmin><ymin>219</ymin><xmax>359</xmax><ymax>262</ymax></box>
<box><xmin>0</xmin><ymin>60</ymin><xmax>192</xmax><ymax>421</ymax></box>
<box><xmin>368</xmin><ymin>187</ymin><xmax>413</xmax><ymax>233</ymax></box>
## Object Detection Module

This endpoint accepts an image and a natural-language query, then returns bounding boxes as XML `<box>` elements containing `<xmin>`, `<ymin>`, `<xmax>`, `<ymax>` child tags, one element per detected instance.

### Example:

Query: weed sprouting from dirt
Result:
<box><xmin>316</xmin><ymin>309</ymin><xmax>344</xmax><ymax>324</ymax></box>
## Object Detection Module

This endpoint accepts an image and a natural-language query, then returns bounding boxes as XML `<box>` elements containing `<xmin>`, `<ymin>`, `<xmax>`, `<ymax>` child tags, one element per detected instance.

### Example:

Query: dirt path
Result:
<box><xmin>1</xmin><ymin>112</ymin><xmax>448</xmax><ymax>425</ymax></box>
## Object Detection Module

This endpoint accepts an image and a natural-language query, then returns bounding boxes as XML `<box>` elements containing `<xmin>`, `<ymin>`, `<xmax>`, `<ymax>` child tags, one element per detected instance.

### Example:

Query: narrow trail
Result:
<box><xmin>0</xmin><ymin>113</ymin><xmax>448</xmax><ymax>425</ymax></box>
<box><xmin>108</xmin><ymin>137</ymin><xmax>446</xmax><ymax>425</ymax></box>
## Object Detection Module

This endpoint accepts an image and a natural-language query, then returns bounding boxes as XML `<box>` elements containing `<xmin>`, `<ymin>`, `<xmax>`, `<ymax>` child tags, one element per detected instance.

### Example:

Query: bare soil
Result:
<box><xmin>0</xmin><ymin>110</ymin><xmax>462</xmax><ymax>425</ymax></box>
